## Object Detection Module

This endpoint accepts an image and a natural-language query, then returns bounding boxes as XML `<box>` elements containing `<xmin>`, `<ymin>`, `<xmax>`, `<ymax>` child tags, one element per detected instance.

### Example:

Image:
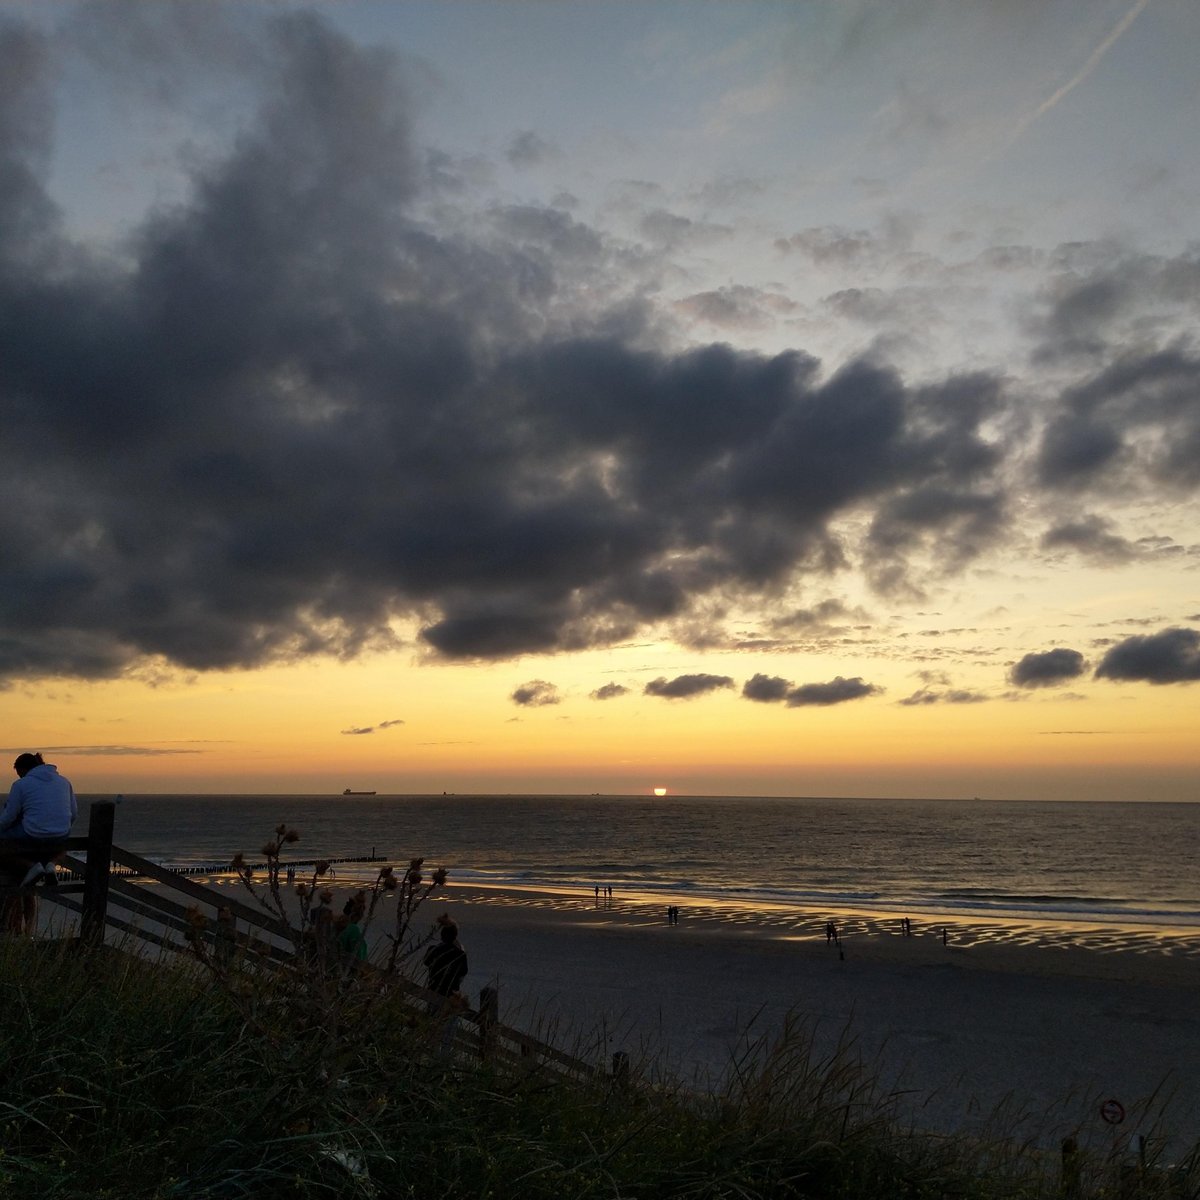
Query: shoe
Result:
<box><xmin>19</xmin><ymin>862</ymin><xmax>44</xmax><ymax>888</ymax></box>
<box><xmin>42</xmin><ymin>864</ymin><xmax>57</xmax><ymax>888</ymax></box>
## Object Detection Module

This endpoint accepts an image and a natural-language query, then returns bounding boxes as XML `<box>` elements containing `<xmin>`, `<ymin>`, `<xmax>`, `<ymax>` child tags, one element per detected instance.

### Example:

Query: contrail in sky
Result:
<box><xmin>1005</xmin><ymin>0</ymin><xmax>1151</xmax><ymax>149</ymax></box>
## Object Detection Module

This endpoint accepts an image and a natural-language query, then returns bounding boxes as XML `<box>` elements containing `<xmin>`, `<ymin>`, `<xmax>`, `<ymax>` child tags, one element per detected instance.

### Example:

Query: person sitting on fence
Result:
<box><xmin>0</xmin><ymin>753</ymin><xmax>78</xmax><ymax>889</ymax></box>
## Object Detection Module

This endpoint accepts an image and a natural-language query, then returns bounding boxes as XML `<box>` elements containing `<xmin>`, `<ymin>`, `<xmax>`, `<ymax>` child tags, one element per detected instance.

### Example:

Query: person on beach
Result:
<box><xmin>424</xmin><ymin>920</ymin><xmax>468</xmax><ymax>1005</ymax></box>
<box><xmin>337</xmin><ymin>895</ymin><xmax>368</xmax><ymax>968</ymax></box>
<box><xmin>306</xmin><ymin>889</ymin><xmax>336</xmax><ymax>966</ymax></box>
<box><xmin>424</xmin><ymin>919</ymin><xmax>469</xmax><ymax>1056</ymax></box>
<box><xmin>0</xmin><ymin>753</ymin><xmax>78</xmax><ymax>889</ymax></box>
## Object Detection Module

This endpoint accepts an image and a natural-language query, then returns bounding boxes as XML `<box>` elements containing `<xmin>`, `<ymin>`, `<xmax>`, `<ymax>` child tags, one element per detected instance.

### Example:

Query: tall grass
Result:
<box><xmin>0</xmin><ymin>934</ymin><xmax>1193</xmax><ymax>1199</ymax></box>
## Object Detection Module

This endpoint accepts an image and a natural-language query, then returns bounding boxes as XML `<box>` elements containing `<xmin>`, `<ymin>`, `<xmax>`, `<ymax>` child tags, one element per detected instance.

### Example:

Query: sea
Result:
<box><xmin>82</xmin><ymin>793</ymin><xmax>1200</xmax><ymax>932</ymax></box>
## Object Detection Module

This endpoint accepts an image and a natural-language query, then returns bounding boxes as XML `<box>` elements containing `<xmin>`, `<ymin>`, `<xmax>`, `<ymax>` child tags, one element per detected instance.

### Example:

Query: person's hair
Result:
<box><xmin>440</xmin><ymin>924</ymin><xmax>458</xmax><ymax>945</ymax></box>
<box><xmin>13</xmin><ymin>752</ymin><xmax>43</xmax><ymax>777</ymax></box>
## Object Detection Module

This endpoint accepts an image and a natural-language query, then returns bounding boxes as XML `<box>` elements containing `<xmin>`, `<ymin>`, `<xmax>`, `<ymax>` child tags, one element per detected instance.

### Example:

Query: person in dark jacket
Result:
<box><xmin>424</xmin><ymin>922</ymin><xmax>468</xmax><ymax>1000</ymax></box>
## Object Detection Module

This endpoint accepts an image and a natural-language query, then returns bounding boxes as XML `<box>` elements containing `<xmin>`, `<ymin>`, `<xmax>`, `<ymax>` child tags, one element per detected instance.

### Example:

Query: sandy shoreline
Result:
<box><xmin>418</xmin><ymin>880</ymin><xmax>1200</xmax><ymax>1152</ymax></box>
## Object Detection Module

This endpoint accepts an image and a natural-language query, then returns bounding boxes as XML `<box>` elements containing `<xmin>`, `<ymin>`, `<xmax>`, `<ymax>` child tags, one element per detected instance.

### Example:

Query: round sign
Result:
<box><xmin>1100</xmin><ymin>1099</ymin><xmax>1126</xmax><ymax>1125</ymax></box>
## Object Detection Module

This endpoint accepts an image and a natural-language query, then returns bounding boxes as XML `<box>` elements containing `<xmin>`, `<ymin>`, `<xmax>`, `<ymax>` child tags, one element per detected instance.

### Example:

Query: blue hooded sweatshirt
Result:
<box><xmin>0</xmin><ymin>763</ymin><xmax>78</xmax><ymax>839</ymax></box>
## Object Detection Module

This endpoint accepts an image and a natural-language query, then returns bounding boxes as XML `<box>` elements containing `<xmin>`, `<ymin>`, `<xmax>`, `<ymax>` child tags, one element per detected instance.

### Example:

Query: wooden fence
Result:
<box><xmin>2</xmin><ymin>800</ymin><xmax>608</xmax><ymax>1084</ymax></box>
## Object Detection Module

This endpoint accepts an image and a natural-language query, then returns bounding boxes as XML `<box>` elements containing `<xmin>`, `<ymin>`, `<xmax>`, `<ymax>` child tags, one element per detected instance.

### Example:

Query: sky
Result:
<box><xmin>0</xmin><ymin>0</ymin><xmax>1198</xmax><ymax>801</ymax></box>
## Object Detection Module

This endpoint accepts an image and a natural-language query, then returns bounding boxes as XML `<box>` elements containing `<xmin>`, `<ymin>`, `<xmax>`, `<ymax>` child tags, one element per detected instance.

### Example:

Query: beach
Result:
<box><xmin>415</xmin><ymin>882</ymin><xmax>1200</xmax><ymax>1153</ymax></box>
<box><xmin>28</xmin><ymin>863</ymin><xmax>1200</xmax><ymax>1158</ymax></box>
<box><xmin>31</xmin><ymin>788</ymin><xmax>1200</xmax><ymax>1157</ymax></box>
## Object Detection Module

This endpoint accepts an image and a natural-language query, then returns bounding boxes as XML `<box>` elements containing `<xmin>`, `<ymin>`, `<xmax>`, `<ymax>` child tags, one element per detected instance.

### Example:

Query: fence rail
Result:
<box><xmin>3</xmin><ymin>800</ymin><xmax>602</xmax><ymax>1085</ymax></box>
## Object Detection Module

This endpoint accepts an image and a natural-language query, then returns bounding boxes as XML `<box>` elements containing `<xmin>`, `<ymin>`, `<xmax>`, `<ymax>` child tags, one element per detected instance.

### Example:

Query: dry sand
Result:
<box><xmin>423</xmin><ymin>882</ymin><xmax>1200</xmax><ymax>1153</ymax></box>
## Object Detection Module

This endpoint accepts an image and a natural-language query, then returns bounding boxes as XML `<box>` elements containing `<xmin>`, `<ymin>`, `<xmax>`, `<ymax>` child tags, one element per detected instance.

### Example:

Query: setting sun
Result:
<box><xmin>653</xmin><ymin>787</ymin><xmax>667</xmax><ymax>797</ymax></box>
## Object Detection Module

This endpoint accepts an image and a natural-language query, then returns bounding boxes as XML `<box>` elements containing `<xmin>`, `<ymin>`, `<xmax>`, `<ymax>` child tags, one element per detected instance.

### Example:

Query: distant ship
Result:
<box><xmin>342</xmin><ymin>788</ymin><xmax>377</xmax><ymax>796</ymax></box>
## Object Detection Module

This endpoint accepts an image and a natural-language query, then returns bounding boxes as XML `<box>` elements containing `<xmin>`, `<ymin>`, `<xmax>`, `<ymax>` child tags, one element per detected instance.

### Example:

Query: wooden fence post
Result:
<box><xmin>478</xmin><ymin>985</ymin><xmax>499</xmax><ymax>1062</ymax></box>
<box><xmin>79</xmin><ymin>801</ymin><xmax>115</xmax><ymax>948</ymax></box>
<box><xmin>1060</xmin><ymin>1135</ymin><xmax>1081</xmax><ymax>1200</ymax></box>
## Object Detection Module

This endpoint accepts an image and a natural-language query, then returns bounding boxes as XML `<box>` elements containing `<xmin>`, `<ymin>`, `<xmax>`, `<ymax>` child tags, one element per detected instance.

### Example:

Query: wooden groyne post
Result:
<box><xmin>79</xmin><ymin>800</ymin><xmax>115</xmax><ymax>947</ymax></box>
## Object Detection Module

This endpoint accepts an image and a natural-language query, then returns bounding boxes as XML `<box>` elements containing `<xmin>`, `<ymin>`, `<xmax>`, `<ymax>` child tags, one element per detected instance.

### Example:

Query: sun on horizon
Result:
<box><xmin>653</xmin><ymin>787</ymin><xmax>668</xmax><ymax>796</ymax></box>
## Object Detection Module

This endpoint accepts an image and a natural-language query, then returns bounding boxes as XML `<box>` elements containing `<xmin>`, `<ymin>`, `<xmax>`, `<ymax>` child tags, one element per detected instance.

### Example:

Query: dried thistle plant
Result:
<box><xmin>186</xmin><ymin>823</ymin><xmax>451</xmax><ymax>1066</ymax></box>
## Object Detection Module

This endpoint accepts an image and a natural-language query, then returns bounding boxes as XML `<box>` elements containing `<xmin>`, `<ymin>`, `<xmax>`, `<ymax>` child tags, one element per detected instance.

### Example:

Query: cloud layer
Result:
<box><xmin>1</xmin><ymin>11</ymin><xmax>1197</xmax><ymax>690</ymax></box>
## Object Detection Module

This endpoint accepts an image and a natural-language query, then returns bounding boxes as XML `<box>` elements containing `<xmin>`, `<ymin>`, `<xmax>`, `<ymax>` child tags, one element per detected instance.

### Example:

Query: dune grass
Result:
<box><xmin>0</xmin><ymin>933</ymin><xmax>1193</xmax><ymax>1199</ymax></box>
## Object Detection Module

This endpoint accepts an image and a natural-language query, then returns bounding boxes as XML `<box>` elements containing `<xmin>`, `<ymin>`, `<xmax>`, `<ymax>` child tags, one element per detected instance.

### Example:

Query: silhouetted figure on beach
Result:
<box><xmin>606</xmin><ymin>885</ymin><xmax>612</xmax><ymax>900</ymax></box>
<box><xmin>306</xmin><ymin>890</ymin><xmax>336</xmax><ymax>966</ymax></box>
<box><xmin>594</xmin><ymin>884</ymin><xmax>600</xmax><ymax>903</ymax></box>
<box><xmin>826</xmin><ymin>920</ymin><xmax>835</xmax><ymax>944</ymax></box>
<box><xmin>424</xmin><ymin>919</ymin><xmax>469</xmax><ymax>1057</ymax></box>
<box><xmin>424</xmin><ymin>921</ymin><xmax>468</xmax><ymax>1001</ymax></box>
<box><xmin>337</xmin><ymin>895</ymin><xmax>368</xmax><ymax>968</ymax></box>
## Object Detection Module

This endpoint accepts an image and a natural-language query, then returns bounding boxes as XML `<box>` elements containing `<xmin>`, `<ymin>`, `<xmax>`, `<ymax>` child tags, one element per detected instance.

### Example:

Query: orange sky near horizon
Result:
<box><xmin>3</xmin><ymin>629</ymin><xmax>1196</xmax><ymax>803</ymax></box>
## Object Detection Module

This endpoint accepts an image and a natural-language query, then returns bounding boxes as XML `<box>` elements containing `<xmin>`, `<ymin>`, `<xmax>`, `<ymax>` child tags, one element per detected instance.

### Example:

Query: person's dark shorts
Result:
<box><xmin>0</xmin><ymin>833</ymin><xmax>68</xmax><ymax>858</ymax></box>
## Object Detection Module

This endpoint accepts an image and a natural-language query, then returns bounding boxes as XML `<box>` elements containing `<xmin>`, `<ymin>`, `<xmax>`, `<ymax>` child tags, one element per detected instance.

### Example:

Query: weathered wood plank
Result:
<box><xmin>105</xmin><ymin>877</ymin><xmax>295</xmax><ymax>964</ymax></box>
<box><xmin>108</xmin><ymin>847</ymin><xmax>293</xmax><ymax>938</ymax></box>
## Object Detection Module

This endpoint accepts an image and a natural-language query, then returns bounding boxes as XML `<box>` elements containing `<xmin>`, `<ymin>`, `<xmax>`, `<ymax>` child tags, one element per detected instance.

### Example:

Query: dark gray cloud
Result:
<box><xmin>1032</xmin><ymin>248</ymin><xmax>1200</xmax><ymax>366</ymax></box>
<box><xmin>898</xmin><ymin>687</ymin><xmax>987</xmax><ymax>706</ymax></box>
<box><xmin>639</xmin><ymin>208</ymin><xmax>731</xmax><ymax>248</ymax></box>
<box><xmin>824</xmin><ymin>287</ymin><xmax>906</xmax><ymax>325</ymax></box>
<box><xmin>785</xmin><ymin>676</ymin><xmax>878</xmax><ymax>707</ymax></box>
<box><xmin>590</xmin><ymin>682</ymin><xmax>628</xmax><ymax>700</ymax></box>
<box><xmin>1040</xmin><ymin>515</ymin><xmax>1135</xmax><ymax>563</ymax></box>
<box><xmin>775</xmin><ymin>226</ymin><xmax>876</xmax><ymax>265</ymax></box>
<box><xmin>742</xmin><ymin>673</ymin><xmax>791</xmax><ymax>703</ymax></box>
<box><xmin>0</xmin><ymin>10</ymin><xmax>1191</xmax><ymax>687</ymax></box>
<box><xmin>1009</xmin><ymin>648</ymin><xmax>1087</xmax><ymax>688</ymax></box>
<box><xmin>674</xmin><ymin>285</ymin><xmax>797</xmax><ymax>331</ymax></box>
<box><xmin>768</xmin><ymin>599</ymin><xmax>862</xmax><ymax>632</ymax></box>
<box><xmin>1028</xmin><ymin>243</ymin><xmax>1200</xmax><ymax>509</ymax></box>
<box><xmin>506</xmin><ymin>130</ymin><xmax>557</xmax><ymax>168</ymax></box>
<box><xmin>340</xmin><ymin>718</ymin><xmax>404</xmax><ymax>735</ymax></box>
<box><xmin>1094</xmin><ymin>627</ymin><xmax>1200</xmax><ymax>684</ymax></box>
<box><xmin>644</xmin><ymin>674</ymin><xmax>734</xmax><ymax>700</ymax></box>
<box><xmin>511</xmin><ymin>680</ymin><xmax>560</xmax><ymax>707</ymax></box>
<box><xmin>1036</xmin><ymin>340</ymin><xmax>1200</xmax><ymax>495</ymax></box>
